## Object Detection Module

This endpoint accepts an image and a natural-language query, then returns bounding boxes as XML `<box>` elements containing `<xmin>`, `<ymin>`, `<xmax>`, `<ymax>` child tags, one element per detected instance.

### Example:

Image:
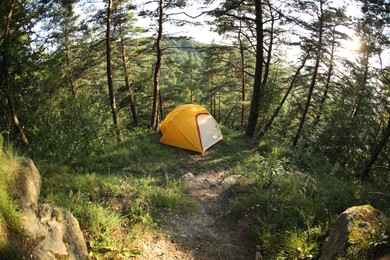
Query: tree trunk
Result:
<box><xmin>351</xmin><ymin>51</ymin><xmax>369</xmax><ymax>118</ymax></box>
<box><xmin>258</xmin><ymin>53</ymin><xmax>309</xmax><ymax>139</ymax></box>
<box><xmin>262</xmin><ymin>2</ymin><xmax>274</xmax><ymax>89</ymax></box>
<box><xmin>292</xmin><ymin>2</ymin><xmax>324</xmax><ymax>146</ymax></box>
<box><xmin>238</xmin><ymin>20</ymin><xmax>246</xmax><ymax>131</ymax></box>
<box><xmin>245</xmin><ymin>0</ymin><xmax>264</xmax><ymax>137</ymax></box>
<box><xmin>106</xmin><ymin>0</ymin><xmax>123</xmax><ymax>142</ymax></box>
<box><xmin>65</xmin><ymin>49</ymin><xmax>77</xmax><ymax>100</ymax></box>
<box><xmin>63</xmin><ymin>23</ymin><xmax>77</xmax><ymax>101</ymax></box>
<box><xmin>190</xmin><ymin>67</ymin><xmax>193</xmax><ymax>103</ymax></box>
<box><xmin>223</xmin><ymin>106</ymin><xmax>237</xmax><ymax>126</ymax></box>
<box><xmin>210</xmin><ymin>92</ymin><xmax>214</xmax><ymax>116</ymax></box>
<box><xmin>218</xmin><ymin>92</ymin><xmax>221</xmax><ymax>122</ymax></box>
<box><xmin>151</xmin><ymin>0</ymin><xmax>163</xmax><ymax>130</ymax></box>
<box><xmin>118</xmin><ymin>14</ymin><xmax>138</xmax><ymax>126</ymax></box>
<box><xmin>1</xmin><ymin>0</ymin><xmax>30</xmax><ymax>147</ymax></box>
<box><xmin>313</xmin><ymin>26</ymin><xmax>336</xmax><ymax>127</ymax></box>
<box><xmin>361</xmin><ymin>116</ymin><xmax>390</xmax><ymax>179</ymax></box>
<box><xmin>6</xmin><ymin>91</ymin><xmax>30</xmax><ymax>146</ymax></box>
<box><xmin>159</xmin><ymin>90</ymin><xmax>164</xmax><ymax>122</ymax></box>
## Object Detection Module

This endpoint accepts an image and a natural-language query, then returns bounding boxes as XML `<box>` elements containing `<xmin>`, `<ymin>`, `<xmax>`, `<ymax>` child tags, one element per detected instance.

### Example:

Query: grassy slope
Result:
<box><xmin>0</xmin><ymin>146</ymin><xmax>35</xmax><ymax>259</ymax></box>
<box><xmin>1</xmin><ymin>128</ymin><xmax>389</xmax><ymax>259</ymax></box>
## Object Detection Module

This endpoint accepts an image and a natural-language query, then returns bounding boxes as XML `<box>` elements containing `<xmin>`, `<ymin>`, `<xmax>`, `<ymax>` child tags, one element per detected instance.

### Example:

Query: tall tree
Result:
<box><xmin>40</xmin><ymin>0</ymin><xmax>83</xmax><ymax>100</ymax></box>
<box><xmin>115</xmin><ymin>0</ymin><xmax>138</xmax><ymax>126</ymax></box>
<box><xmin>361</xmin><ymin>116</ymin><xmax>390</xmax><ymax>179</ymax></box>
<box><xmin>139</xmin><ymin>0</ymin><xmax>188</xmax><ymax>129</ymax></box>
<box><xmin>312</xmin><ymin>7</ymin><xmax>349</xmax><ymax>129</ymax></box>
<box><xmin>151</xmin><ymin>0</ymin><xmax>164</xmax><ymax>130</ymax></box>
<box><xmin>106</xmin><ymin>0</ymin><xmax>123</xmax><ymax>142</ymax></box>
<box><xmin>1</xmin><ymin>0</ymin><xmax>30</xmax><ymax>147</ymax></box>
<box><xmin>245</xmin><ymin>0</ymin><xmax>264</xmax><ymax>137</ymax></box>
<box><xmin>258</xmin><ymin>53</ymin><xmax>309</xmax><ymax>139</ymax></box>
<box><xmin>238</xmin><ymin>21</ymin><xmax>246</xmax><ymax>131</ymax></box>
<box><xmin>292</xmin><ymin>0</ymin><xmax>326</xmax><ymax>146</ymax></box>
<box><xmin>211</xmin><ymin>0</ymin><xmax>282</xmax><ymax>136</ymax></box>
<box><xmin>358</xmin><ymin>0</ymin><xmax>390</xmax><ymax>178</ymax></box>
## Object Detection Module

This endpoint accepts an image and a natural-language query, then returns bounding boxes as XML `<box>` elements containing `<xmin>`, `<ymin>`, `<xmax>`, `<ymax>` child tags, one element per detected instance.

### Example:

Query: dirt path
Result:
<box><xmin>134</xmin><ymin>171</ymin><xmax>255</xmax><ymax>260</ymax></box>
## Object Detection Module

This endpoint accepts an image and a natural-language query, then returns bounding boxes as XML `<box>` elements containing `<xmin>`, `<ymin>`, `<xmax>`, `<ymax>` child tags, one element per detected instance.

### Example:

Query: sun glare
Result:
<box><xmin>338</xmin><ymin>37</ymin><xmax>361</xmax><ymax>61</ymax></box>
<box><xmin>347</xmin><ymin>38</ymin><xmax>361</xmax><ymax>52</ymax></box>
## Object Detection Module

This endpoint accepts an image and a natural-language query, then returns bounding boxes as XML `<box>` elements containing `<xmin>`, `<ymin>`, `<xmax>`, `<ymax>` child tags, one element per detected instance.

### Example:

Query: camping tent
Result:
<box><xmin>159</xmin><ymin>104</ymin><xmax>223</xmax><ymax>153</ymax></box>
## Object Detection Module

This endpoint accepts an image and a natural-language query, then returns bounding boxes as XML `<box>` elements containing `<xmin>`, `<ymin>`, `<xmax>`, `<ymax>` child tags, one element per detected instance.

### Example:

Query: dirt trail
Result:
<box><xmin>134</xmin><ymin>171</ymin><xmax>255</xmax><ymax>260</ymax></box>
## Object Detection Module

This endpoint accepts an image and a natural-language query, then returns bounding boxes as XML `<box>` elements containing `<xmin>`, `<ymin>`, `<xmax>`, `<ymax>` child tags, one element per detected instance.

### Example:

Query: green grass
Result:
<box><xmin>0</xmin><ymin>145</ymin><xmax>22</xmax><ymax>231</ymax></box>
<box><xmin>36</xmin><ymin>128</ymin><xmax>390</xmax><ymax>259</ymax></box>
<box><xmin>1</xmin><ymin>128</ymin><xmax>389</xmax><ymax>259</ymax></box>
<box><xmin>149</xmin><ymin>181</ymin><xmax>197</xmax><ymax>214</ymax></box>
<box><xmin>223</xmin><ymin>141</ymin><xmax>390</xmax><ymax>259</ymax></box>
<box><xmin>0</xmin><ymin>144</ymin><xmax>32</xmax><ymax>258</ymax></box>
<box><xmin>36</xmin><ymin>129</ymin><xmax>199</xmax><ymax>257</ymax></box>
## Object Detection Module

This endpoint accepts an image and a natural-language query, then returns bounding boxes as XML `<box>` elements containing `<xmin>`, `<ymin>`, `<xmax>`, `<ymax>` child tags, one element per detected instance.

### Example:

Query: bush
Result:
<box><xmin>29</xmin><ymin>90</ymin><xmax>113</xmax><ymax>165</ymax></box>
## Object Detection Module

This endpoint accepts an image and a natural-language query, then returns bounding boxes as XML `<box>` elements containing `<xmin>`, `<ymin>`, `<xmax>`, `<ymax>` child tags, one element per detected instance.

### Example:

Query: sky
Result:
<box><xmin>132</xmin><ymin>1</ymin><xmax>364</xmax><ymax>54</ymax></box>
<box><xmin>133</xmin><ymin>0</ymin><xmax>226</xmax><ymax>44</ymax></box>
<box><xmin>131</xmin><ymin>0</ymin><xmax>388</xmax><ymax>66</ymax></box>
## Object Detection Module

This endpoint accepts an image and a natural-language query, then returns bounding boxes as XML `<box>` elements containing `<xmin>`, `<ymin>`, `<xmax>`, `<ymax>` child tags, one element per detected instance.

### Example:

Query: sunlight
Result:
<box><xmin>346</xmin><ymin>37</ymin><xmax>361</xmax><ymax>52</ymax></box>
<box><xmin>338</xmin><ymin>37</ymin><xmax>361</xmax><ymax>61</ymax></box>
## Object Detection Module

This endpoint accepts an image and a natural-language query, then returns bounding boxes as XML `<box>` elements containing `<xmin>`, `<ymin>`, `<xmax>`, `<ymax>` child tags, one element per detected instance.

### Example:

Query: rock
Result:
<box><xmin>22</xmin><ymin>203</ymin><xmax>88</xmax><ymax>260</ymax></box>
<box><xmin>181</xmin><ymin>172</ymin><xmax>195</xmax><ymax>181</ymax></box>
<box><xmin>320</xmin><ymin>205</ymin><xmax>388</xmax><ymax>260</ymax></box>
<box><xmin>3</xmin><ymin>157</ymin><xmax>88</xmax><ymax>258</ymax></box>
<box><xmin>16</xmin><ymin>158</ymin><xmax>42</xmax><ymax>208</ymax></box>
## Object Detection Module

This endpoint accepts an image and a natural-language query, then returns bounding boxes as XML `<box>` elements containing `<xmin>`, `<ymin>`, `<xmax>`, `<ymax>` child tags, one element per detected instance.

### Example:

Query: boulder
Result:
<box><xmin>12</xmin><ymin>157</ymin><xmax>89</xmax><ymax>259</ymax></box>
<box><xmin>320</xmin><ymin>205</ymin><xmax>388</xmax><ymax>260</ymax></box>
<box><xmin>22</xmin><ymin>203</ymin><xmax>88</xmax><ymax>260</ymax></box>
<box><xmin>16</xmin><ymin>158</ymin><xmax>42</xmax><ymax>208</ymax></box>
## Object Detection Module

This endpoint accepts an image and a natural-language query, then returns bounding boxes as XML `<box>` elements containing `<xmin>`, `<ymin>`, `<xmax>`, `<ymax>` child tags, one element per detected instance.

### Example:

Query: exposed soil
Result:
<box><xmin>133</xmin><ymin>171</ymin><xmax>256</xmax><ymax>260</ymax></box>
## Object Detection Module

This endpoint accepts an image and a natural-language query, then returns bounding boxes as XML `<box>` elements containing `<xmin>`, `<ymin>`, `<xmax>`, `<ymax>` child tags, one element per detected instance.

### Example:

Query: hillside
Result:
<box><xmin>1</xmin><ymin>129</ymin><xmax>389</xmax><ymax>259</ymax></box>
<box><xmin>1</xmin><ymin>1</ymin><xmax>389</xmax><ymax>258</ymax></box>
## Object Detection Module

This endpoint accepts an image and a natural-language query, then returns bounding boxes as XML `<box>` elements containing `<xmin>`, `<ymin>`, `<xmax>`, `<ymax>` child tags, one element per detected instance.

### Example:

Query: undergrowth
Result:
<box><xmin>0</xmin><ymin>139</ymin><xmax>32</xmax><ymax>258</ymax></box>
<box><xmin>224</xmin><ymin>137</ymin><xmax>390</xmax><ymax>259</ymax></box>
<box><xmin>1</xmin><ymin>128</ymin><xmax>389</xmax><ymax>259</ymax></box>
<box><xmin>37</xmin><ymin>129</ymin><xmax>198</xmax><ymax>258</ymax></box>
<box><xmin>32</xmin><ymin>128</ymin><xmax>390</xmax><ymax>259</ymax></box>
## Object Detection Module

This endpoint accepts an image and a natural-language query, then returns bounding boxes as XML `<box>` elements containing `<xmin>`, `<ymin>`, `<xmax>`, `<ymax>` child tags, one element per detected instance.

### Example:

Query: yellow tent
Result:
<box><xmin>159</xmin><ymin>104</ymin><xmax>223</xmax><ymax>153</ymax></box>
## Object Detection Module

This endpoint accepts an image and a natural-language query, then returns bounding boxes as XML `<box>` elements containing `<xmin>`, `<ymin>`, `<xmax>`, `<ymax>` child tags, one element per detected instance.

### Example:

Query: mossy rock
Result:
<box><xmin>320</xmin><ymin>205</ymin><xmax>389</xmax><ymax>260</ymax></box>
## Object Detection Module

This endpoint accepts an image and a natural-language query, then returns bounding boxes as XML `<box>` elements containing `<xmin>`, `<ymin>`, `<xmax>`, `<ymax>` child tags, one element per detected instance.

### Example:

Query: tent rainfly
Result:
<box><xmin>159</xmin><ymin>104</ymin><xmax>223</xmax><ymax>153</ymax></box>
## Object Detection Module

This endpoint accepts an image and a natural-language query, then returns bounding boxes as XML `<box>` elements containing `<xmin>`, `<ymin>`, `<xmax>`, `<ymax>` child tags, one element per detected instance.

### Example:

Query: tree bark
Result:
<box><xmin>151</xmin><ymin>0</ymin><xmax>163</xmax><ymax>130</ymax></box>
<box><xmin>210</xmin><ymin>91</ymin><xmax>214</xmax><ymax>116</ymax></box>
<box><xmin>313</xmin><ymin>26</ymin><xmax>336</xmax><ymax>128</ymax></box>
<box><xmin>118</xmin><ymin>12</ymin><xmax>138</xmax><ymax>126</ymax></box>
<box><xmin>6</xmin><ymin>91</ymin><xmax>30</xmax><ymax>146</ymax></box>
<box><xmin>245</xmin><ymin>0</ymin><xmax>264</xmax><ymax>137</ymax></box>
<box><xmin>292</xmin><ymin>1</ymin><xmax>324</xmax><ymax>146</ymax></box>
<box><xmin>361</xmin><ymin>116</ymin><xmax>390</xmax><ymax>179</ymax></box>
<box><xmin>238</xmin><ymin>20</ymin><xmax>246</xmax><ymax>131</ymax></box>
<box><xmin>106</xmin><ymin>0</ymin><xmax>123</xmax><ymax>142</ymax></box>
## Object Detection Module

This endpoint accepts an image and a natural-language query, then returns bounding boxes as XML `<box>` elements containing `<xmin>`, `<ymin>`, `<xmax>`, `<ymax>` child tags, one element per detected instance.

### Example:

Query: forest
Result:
<box><xmin>0</xmin><ymin>0</ymin><xmax>389</xmax><ymax>259</ymax></box>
